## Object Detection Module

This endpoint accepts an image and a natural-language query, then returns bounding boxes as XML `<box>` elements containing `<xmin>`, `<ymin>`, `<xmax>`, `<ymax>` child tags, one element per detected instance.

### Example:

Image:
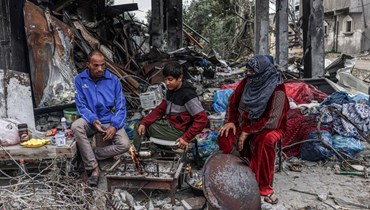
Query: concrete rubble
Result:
<box><xmin>0</xmin><ymin>1</ymin><xmax>370</xmax><ymax>210</ymax></box>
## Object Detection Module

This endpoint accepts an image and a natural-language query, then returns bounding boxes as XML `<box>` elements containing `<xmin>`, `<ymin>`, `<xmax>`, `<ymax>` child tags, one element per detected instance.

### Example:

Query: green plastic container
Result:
<box><xmin>63</xmin><ymin>108</ymin><xmax>79</xmax><ymax>124</ymax></box>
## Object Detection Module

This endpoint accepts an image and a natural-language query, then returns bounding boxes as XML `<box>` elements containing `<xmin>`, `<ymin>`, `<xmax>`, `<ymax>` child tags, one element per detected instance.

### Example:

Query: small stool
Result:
<box><xmin>271</xmin><ymin>138</ymin><xmax>283</xmax><ymax>188</ymax></box>
<box><xmin>149</xmin><ymin>137</ymin><xmax>201</xmax><ymax>168</ymax></box>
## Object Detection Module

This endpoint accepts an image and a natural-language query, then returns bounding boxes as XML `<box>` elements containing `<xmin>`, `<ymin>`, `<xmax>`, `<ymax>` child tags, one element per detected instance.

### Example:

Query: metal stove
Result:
<box><xmin>106</xmin><ymin>150</ymin><xmax>184</xmax><ymax>205</ymax></box>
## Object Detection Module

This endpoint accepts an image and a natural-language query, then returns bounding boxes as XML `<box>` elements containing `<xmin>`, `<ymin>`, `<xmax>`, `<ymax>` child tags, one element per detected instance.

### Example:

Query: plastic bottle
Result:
<box><xmin>61</xmin><ymin>117</ymin><xmax>67</xmax><ymax>132</ymax></box>
<box><xmin>19</xmin><ymin>159</ymin><xmax>27</xmax><ymax>175</ymax></box>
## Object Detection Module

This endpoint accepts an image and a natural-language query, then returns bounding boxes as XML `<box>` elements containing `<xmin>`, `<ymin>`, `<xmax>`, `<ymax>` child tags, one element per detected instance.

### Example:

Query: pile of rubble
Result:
<box><xmin>24</xmin><ymin>1</ymin><xmax>246</xmax><ymax>112</ymax></box>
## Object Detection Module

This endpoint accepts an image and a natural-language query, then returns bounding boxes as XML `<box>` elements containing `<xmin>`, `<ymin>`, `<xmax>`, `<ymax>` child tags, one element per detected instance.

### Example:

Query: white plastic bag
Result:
<box><xmin>0</xmin><ymin>119</ymin><xmax>20</xmax><ymax>146</ymax></box>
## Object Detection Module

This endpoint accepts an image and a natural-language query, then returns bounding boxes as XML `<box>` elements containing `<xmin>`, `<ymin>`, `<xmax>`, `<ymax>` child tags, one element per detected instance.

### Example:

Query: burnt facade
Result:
<box><xmin>0</xmin><ymin>0</ymin><xmax>35</xmax><ymax>128</ymax></box>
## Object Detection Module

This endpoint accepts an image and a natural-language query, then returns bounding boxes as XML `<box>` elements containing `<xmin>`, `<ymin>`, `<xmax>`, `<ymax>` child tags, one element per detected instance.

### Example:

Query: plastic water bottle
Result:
<box><xmin>61</xmin><ymin>117</ymin><xmax>67</xmax><ymax>132</ymax></box>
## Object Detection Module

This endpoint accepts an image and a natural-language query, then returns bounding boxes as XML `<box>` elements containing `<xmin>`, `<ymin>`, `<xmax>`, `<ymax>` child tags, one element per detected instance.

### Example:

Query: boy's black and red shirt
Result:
<box><xmin>140</xmin><ymin>81</ymin><xmax>208</xmax><ymax>142</ymax></box>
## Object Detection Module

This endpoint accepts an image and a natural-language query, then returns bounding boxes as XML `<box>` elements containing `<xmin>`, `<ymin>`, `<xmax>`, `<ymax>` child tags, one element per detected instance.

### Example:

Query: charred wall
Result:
<box><xmin>0</xmin><ymin>0</ymin><xmax>35</xmax><ymax>128</ymax></box>
<box><xmin>0</xmin><ymin>0</ymin><xmax>29</xmax><ymax>72</ymax></box>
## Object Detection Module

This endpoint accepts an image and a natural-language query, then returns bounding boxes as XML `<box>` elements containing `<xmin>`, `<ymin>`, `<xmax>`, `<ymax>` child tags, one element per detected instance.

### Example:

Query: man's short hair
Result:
<box><xmin>162</xmin><ymin>62</ymin><xmax>183</xmax><ymax>79</ymax></box>
<box><xmin>87</xmin><ymin>50</ymin><xmax>104</xmax><ymax>62</ymax></box>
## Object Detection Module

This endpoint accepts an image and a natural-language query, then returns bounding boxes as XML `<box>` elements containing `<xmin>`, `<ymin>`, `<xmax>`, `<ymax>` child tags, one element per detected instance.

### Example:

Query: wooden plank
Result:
<box><xmin>183</xmin><ymin>29</ymin><xmax>203</xmax><ymax>49</ymax></box>
<box><xmin>0</xmin><ymin>140</ymin><xmax>76</xmax><ymax>161</ymax></box>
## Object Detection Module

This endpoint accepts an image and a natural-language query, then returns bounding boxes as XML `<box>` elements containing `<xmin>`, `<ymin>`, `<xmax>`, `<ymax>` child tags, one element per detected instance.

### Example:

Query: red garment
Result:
<box><xmin>284</xmin><ymin>81</ymin><xmax>328</xmax><ymax>105</ymax></box>
<box><xmin>218</xmin><ymin>77</ymin><xmax>289</xmax><ymax>195</ymax></box>
<box><xmin>283</xmin><ymin>111</ymin><xmax>333</xmax><ymax>157</ymax></box>
<box><xmin>140</xmin><ymin>81</ymin><xmax>208</xmax><ymax>142</ymax></box>
<box><xmin>221</xmin><ymin>80</ymin><xmax>242</xmax><ymax>90</ymax></box>
<box><xmin>282</xmin><ymin>109</ymin><xmax>305</xmax><ymax>157</ymax></box>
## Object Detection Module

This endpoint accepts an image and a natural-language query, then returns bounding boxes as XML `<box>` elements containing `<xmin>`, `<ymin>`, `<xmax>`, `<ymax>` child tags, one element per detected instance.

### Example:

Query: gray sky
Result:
<box><xmin>113</xmin><ymin>0</ymin><xmax>275</xmax><ymax>21</ymax></box>
<box><xmin>114</xmin><ymin>0</ymin><xmax>151</xmax><ymax>21</ymax></box>
<box><xmin>113</xmin><ymin>0</ymin><xmax>193</xmax><ymax>21</ymax></box>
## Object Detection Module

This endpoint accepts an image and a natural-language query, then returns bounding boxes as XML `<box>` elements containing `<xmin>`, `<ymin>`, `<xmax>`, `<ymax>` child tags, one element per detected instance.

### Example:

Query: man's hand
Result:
<box><xmin>103</xmin><ymin>126</ymin><xmax>116</xmax><ymax>141</ymax></box>
<box><xmin>137</xmin><ymin>124</ymin><xmax>146</xmax><ymax>136</ymax></box>
<box><xmin>176</xmin><ymin>137</ymin><xmax>188</xmax><ymax>150</ymax></box>
<box><xmin>237</xmin><ymin>132</ymin><xmax>249</xmax><ymax>151</ymax></box>
<box><xmin>219</xmin><ymin>122</ymin><xmax>236</xmax><ymax>137</ymax></box>
<box><xmin>93</xmin><ymin>120</ymin><xmax>106</xmax><ymax>133</ymax></box>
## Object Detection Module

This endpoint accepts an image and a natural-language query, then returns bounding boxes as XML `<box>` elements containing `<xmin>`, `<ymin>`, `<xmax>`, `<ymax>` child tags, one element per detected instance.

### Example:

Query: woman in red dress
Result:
<box><xmin>218</xmin><ymin>55</ymin><xmax>289</xmax><ymax>204</ymax></box>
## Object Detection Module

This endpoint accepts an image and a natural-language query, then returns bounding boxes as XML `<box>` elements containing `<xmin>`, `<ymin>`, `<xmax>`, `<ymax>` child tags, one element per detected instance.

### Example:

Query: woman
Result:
<box><xmin>218</xmin><ymin>55</ymin><xmax>289</xmax><ymax>204</ymax></box>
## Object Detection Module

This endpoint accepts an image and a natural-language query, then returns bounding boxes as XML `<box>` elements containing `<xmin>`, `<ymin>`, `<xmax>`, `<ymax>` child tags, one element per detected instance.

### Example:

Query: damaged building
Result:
<box><xmin>0</xmin><ymin>0</ymin><xmax>369</xmax><ymax>209</ymax></box>
<box><xmin>324</xmin><ymin>0</ymin><xmax>370</xmax><ymax>54</ymax></box>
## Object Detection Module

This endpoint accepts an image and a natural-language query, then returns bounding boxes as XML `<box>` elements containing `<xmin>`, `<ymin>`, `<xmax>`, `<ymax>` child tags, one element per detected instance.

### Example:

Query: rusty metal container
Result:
<box><xmin>203</xmin><ymin>152</ymin><xmax>261</xmax><ymax>210</ymax></box>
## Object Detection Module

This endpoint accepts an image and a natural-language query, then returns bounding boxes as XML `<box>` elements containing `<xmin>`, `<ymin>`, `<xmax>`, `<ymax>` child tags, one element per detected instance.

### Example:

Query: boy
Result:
<box><xmin>133</xmin><ymin>62</ymin><xmax>208</xmax><ymax>150</ymax></box>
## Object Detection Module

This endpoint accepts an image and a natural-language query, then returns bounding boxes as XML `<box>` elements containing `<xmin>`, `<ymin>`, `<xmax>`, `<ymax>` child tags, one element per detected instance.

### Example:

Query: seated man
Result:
<box><xmin>133</xmin><ymin>62</ymin><xmax>208</xmax><ymax>151</ymax></box>
<box><xmin>72</xmin><ymin>50</ymin><xmax>130</xmax><ymax>186</ymax></box>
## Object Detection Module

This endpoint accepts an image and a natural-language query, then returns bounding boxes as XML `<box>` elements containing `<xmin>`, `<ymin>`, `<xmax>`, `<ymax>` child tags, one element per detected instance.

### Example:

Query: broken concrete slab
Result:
<box><xmin>0</xmin><ymin>69</ymin><xmax>35</xmax><ymax>129</ymax></box>
<box><xmin>181</xmin><ymin>196</ymin><xmax>206</xmax><ymax>210</ymax></box>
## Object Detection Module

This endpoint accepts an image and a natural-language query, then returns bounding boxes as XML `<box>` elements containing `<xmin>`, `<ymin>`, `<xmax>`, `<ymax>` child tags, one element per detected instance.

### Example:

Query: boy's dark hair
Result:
<box><xmin>162</xmin><ymin>62</ymin><xmax>183</xmax><ymax>79</ymax></box>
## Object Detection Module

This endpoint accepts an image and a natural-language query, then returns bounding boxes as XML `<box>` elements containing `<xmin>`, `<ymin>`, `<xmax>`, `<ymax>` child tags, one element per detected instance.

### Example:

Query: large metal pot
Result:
<box><xmin>203</xmin><ymin>152</ymin><xmax>261</xmax><ymax>210</ymax></box>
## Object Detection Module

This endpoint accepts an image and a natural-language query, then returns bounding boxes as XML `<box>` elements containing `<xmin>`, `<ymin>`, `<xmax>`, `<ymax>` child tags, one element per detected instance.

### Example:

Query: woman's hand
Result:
<box><xmin>137</xmin><ymin>124</ymin><xmax>146</xmax><ymax>136</ymax></box>
<box><xmin>237</xmin><ymin>132</ymin><xmax>249</xmax><ymax>151</ymax></box>
<box><xmin>219</xmin><ymin>122</ymin><xmax>236</xmax><ymax>137</ymax></box>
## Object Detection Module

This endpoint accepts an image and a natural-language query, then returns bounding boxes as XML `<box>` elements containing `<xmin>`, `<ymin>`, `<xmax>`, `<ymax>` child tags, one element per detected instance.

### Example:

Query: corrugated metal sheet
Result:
<box><xmin>24</xmin><ymin>1</ymin><xmax>76</xmax><ymax>107</ymax></box>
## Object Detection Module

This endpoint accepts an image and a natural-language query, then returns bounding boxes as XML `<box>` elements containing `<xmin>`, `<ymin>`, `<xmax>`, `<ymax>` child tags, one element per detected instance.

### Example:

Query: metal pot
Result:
<box><xmin>203</xmin><ymin>152</ymin><xmax>261</xmax><ymax>210</ymax></box>
<box><xmin>138</xmin><ymin>150</ymin><xmax>152</xmax><ymax>159</ymax></box>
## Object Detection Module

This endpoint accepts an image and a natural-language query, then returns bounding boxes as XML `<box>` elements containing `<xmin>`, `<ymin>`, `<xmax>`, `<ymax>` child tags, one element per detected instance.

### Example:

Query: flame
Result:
<box><xmin>129</xmin><ymin>145</ymin><xmax>142</xmax><ymax>174</ymax></box>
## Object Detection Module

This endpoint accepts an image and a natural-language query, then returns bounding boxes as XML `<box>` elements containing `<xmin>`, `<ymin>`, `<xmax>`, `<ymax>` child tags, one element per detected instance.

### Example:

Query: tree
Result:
<box><xmin>184</xmin><ymin>0</ymin><xmax>255</xmax><ymax>60</ymax></box>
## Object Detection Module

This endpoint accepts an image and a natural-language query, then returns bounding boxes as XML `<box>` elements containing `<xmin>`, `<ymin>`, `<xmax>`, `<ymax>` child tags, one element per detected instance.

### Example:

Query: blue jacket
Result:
<box><xmin>74</xmin><ymin>68</ymin><xmax>126</xmax><ymax>130</ymax></box>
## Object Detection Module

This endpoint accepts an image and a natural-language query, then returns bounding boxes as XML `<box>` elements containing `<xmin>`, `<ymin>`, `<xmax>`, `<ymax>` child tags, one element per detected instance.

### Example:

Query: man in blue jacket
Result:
<box><xmin>71</xmin><ymin>50</ymin><xmax>130</xmax><ymax>186</ymax></box>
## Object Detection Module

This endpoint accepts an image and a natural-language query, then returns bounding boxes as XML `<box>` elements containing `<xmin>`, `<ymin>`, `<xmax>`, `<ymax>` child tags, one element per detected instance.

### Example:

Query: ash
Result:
<box><xmin>113</xmin><ymin>161</ymin><xmax>177</xmax><ymax>178</ymax></box>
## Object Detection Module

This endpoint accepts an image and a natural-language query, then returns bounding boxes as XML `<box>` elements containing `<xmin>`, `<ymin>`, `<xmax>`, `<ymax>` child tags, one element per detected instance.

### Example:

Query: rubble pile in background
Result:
<box><xmin>24</xmin><ymin>1</ymin><xmax>246</xmax><ymax>112</ymax></box>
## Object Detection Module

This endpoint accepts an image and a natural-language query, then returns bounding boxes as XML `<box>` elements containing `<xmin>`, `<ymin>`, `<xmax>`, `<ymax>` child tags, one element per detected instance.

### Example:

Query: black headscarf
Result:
<box><xmin>241</xmin><ymin>55</ymin><xmax>282</xmax><ymax>120</ymax></box>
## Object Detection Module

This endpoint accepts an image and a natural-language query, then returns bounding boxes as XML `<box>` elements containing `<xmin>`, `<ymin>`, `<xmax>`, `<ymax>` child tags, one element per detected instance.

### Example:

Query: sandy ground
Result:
<box><xmin>264</xmin><ymin>148</ymin><xmax>370</xmax><ymax>210</ymax></box>
<box><xmin>92</xmin><ymin>144</ymin><xmax>370</xmax><ymax>210</ymax></box>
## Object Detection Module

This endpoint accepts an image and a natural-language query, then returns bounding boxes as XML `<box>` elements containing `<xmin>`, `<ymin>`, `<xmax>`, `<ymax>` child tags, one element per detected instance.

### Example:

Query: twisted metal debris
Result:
<box><xmin>0</xmin><ymin>155</ymin><xmax>110</xmax><ymax>210</ymax></box>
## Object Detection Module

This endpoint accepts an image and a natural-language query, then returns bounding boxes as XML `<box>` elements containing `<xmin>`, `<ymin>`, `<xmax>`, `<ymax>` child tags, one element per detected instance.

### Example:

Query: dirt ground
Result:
<box><xmin>94</xmin><ymin>148</ymin><xmax>370</xmax><ymax>210</ymax></box>
<box><xmin>264</xmin><ymin>147</ymin><xmax>370</xmax><ymax>210</ymax></box>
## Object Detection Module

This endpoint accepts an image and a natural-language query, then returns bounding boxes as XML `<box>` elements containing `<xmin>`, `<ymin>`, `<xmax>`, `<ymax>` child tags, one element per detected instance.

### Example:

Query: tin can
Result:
<box><xmin>55</xmin><ymin>132</ymin><xmax>66</xmax><ymax>147</ymax></box>
<box><xmin>18</xmin><ymin>123</ymin><xmax>29</xmax><ymax>142</ymax></box>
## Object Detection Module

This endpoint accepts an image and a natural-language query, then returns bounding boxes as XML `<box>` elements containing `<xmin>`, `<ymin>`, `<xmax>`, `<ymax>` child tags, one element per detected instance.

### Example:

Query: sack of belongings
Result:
<box><xmin>300</xmin><ymin>130</ymin><xmax>334</xmax><ymax>161</ymax></box>
<box><xmin>0</xmin><ymin>118</ymin><xmax>20</xmax><ymax>146</ymax></box>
